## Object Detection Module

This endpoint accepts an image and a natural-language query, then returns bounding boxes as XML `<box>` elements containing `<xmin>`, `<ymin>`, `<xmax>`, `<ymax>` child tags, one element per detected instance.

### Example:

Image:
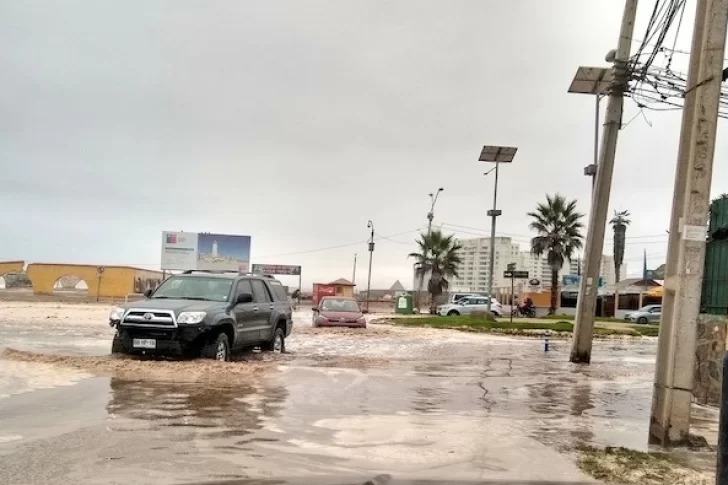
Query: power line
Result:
<box><xmin>254</xmin><ymin>228</ymin><xmax>423</xmax><ymax>259</ymax></box>
<box><xmin>440</xmin><ymin>221</ymin><xmax>669</xmax><ymax>243</ymax></box>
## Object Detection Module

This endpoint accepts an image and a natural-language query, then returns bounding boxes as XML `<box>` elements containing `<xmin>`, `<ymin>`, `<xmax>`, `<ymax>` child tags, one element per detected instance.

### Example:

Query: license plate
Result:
<box><xmin>132</xmin><ymin>338</ymin><xmax>156</xmax><ymax>349</ymax></box>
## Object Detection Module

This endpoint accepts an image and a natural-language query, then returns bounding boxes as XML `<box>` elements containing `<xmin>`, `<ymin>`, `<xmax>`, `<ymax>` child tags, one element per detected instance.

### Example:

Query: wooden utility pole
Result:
<box><xmin>571</xmin><ymin>0</ymin><xmax>639</xmax><ymax>363</ymax></box>
<box><xmin>651</xmin><ymin>0</ymin><xmax>728</xmax><ymax>446</ymax></box>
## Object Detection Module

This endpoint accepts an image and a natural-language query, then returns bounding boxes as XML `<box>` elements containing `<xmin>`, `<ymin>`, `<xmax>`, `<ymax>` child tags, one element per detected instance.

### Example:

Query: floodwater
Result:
<box><xmin>0</xmin><ymin>302</ymin><xmax>714</xmax><ymax>484</ymax></box>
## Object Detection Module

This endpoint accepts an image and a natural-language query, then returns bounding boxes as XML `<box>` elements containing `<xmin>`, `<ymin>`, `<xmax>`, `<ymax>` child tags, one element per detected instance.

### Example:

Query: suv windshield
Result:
<box><xmin>151</xmin><ymin>276</ymin><xmax>233</xmax><ymax>302</ymax></box>
<box><xmin>320</xmin><ymin>299</ymin><xmax>360</xmax><ymax>312</ymax></box>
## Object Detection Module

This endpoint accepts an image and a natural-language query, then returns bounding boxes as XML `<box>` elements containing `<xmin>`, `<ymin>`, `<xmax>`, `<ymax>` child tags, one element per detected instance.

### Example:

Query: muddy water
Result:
<box><xmin>0</xmin><ymin>303</ymin><xmax>711</xmax><ymax>484</ymax></box>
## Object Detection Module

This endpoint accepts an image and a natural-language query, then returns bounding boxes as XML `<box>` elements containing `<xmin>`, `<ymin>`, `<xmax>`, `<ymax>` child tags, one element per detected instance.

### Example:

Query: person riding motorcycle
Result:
<box><xmin>517</xmin><ymin>297</ymin><xmax>536</xmax><ymax>317</ymax></box>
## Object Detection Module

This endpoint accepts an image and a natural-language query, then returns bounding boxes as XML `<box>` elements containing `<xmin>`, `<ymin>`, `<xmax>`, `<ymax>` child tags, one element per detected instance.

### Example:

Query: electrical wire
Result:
<box><xmin>254</xmin><ymin>228</ymin><xmax>424</xmax><ymax>259</ymax></box>
<box><xmin>438</xmin><ymin>222</ymin><xmax>668</xmax><ymax>247</ymax></box>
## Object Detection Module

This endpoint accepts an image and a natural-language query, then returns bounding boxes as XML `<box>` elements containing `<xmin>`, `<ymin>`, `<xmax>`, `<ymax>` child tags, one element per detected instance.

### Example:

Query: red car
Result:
<box><xmin>312</xmin><ymin>297</ymin><xmax>366</xmax><ymax>328</ymax></box>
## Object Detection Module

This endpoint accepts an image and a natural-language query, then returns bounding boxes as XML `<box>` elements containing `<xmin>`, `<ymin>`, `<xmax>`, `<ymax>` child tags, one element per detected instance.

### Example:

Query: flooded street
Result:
<box><xmin>0</xmin><ymin>302</ymin><xmax>712</xmax><ymax>484</ymax></box>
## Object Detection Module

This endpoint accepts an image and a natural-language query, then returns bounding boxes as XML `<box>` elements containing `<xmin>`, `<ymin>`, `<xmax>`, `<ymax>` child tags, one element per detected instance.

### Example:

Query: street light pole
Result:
<box><xmin>418</xmin><ymin>188</ymin><xmax>444</xmax><ymax>312</ymax></box>
<box><xmin>352</xmin><ymin>253</ymin><xmax>357</xmax><ymax>288</ymax></box>
<box><xmin>366</xmin><ymin>221</ymin><xmax>374</xmax><ymax>313</ymax></box>
<box><xmin>479</xmin><ymin>145</ymin><xmax>518</xmax><ymax>313</ymax></box>
<box><xmin>592</xmin><ymin>95</ymin><xmax>602</xmax><ymax>191</ymax></box>
<box><xmin>486</xmin><ymin>162</ymin><xmax>500</xmax><ymax>312</ymax></box>
<box><xmin>427</xmin><ymin>188</ymin><xmax>444</xmax><ymax>234</ymax></box>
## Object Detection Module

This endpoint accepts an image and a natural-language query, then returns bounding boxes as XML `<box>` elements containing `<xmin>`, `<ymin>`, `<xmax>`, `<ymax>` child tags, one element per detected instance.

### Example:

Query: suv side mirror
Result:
<box><xmin>312</xmin><ymin>307</ymin><xmax>319</xmax><ymax>313</ymax></box>
<box><xmin>143</xmin><ymin>289</ymin><xmax>153</xmax><ymax>298</ymax></box>
<box><xmin>236</xmin><ymin>292</ymin><xmax>253</xmax><ymax>304</ymax></box>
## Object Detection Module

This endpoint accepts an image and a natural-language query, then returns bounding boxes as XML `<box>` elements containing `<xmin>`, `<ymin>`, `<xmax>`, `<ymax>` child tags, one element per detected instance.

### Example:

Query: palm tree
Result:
<box><xmin>409</xmin><ymin>230</ymin><xmax>462</xmax><ymax>314</ymax></box>
<box><xmin>609</xmin><ymin>210</ymin><xmax>631</xmax><ymax>283</ymax></box>
<box><xmin>528</xmin><ymin>194</ymin><xmax>585</xmax><ymax>315</ymax></box>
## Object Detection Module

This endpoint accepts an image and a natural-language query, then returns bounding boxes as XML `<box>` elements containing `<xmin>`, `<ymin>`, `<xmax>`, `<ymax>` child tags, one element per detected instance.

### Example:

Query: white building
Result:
<box><xmin>450</xmin><ymin>237</ymin><xmax>522</xmax><ymax>292</ymax></box>
<box><xmin>448</xmin><ymin>236</ymin><xmax>616</xmax><ymax>293</ymax></box>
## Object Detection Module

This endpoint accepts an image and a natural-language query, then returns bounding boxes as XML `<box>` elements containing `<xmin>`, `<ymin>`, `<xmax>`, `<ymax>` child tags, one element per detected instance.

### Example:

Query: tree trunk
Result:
<box><xmin>549</xmin><ymin>269</ymin><xmax>559</xmax><ymax>315</ymax></box>
<box><xmin>428</xmin><ymin>274</ymin><xmax>442</xmax><ymax>315</ymax></box>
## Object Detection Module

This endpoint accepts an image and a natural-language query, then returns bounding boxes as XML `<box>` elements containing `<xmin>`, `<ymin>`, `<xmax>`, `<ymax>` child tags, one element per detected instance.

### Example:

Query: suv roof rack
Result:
<box><xmin>180</xmin><ymin>270</ymin><xmax>276</xmax><ymax>279</ymax></box>
<box><xmin>239</xmin><ymin>272</ymin><xmax>275</xmax><ymax>279</ymax></box>
<box><xmin>181</xmin><ymin>269</ymin><xmax>240</xmax><ymax>275</ymax></box>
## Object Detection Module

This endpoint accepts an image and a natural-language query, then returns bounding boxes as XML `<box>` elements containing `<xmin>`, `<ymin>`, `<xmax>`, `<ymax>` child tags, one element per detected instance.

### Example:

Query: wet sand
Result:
<box><xmin>0</xmin><ymin>302</ymin><xmax>715</xmax><ymax>484</ymax></box>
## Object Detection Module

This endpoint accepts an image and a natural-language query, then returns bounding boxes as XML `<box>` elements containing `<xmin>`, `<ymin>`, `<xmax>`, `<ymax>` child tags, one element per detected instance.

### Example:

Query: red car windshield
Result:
<box><xmin>320</xmin><ymin>299</ymin><xmax>360</xmax><ymax>312</ymax></box>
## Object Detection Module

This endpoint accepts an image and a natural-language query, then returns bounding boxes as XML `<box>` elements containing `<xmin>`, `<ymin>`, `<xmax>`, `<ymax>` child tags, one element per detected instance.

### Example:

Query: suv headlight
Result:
<box><xmin>178</xmin><ymin>312</ymin><xmax>207</xmax><ymax>324</ymax></box>
<box><xmin>109</xmin><ymin>307</ymin><xmax>126</xmax><ymax>322</ymax></box>
<box><xmin>357</xmin><ymin>316</ymin><xmax>366</xmax><ymax>324</ymax></box>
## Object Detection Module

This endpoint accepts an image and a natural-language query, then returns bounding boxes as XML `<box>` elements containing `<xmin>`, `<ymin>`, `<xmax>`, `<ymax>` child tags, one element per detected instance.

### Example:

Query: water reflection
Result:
<box><xmin>106</xmin><ymin>378</ymin><xmax>288</xmax><ymax>442</ymax></box>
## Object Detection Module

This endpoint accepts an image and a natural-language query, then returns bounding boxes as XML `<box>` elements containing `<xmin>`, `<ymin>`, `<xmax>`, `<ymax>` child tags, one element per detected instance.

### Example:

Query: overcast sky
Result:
<box><xmin>2</xmin><ymin>1</ymin><xmax>726</xmax><ymax>289</ymax></box>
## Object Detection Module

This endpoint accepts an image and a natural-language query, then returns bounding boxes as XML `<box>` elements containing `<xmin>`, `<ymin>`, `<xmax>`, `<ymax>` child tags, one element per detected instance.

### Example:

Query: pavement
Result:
<box><xmin>0</xmin><ymin>302</ymin><xmax>717</xmax><ymax>484</ymax></box>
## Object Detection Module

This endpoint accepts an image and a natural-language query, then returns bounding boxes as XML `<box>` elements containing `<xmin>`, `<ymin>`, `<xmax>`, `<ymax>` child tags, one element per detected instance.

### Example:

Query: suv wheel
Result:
<box><xmin>111</xmin><ymin>332</ymin><xmax>127</xmax><ymax>355</ymax></box>
<box><xmin>263</xmin><ymin>327</ymin><xmax>285</xmax><ymax>353</ymax></box>
<box><xmin>447</xmin><ymin>310</ymin><xmax>460</xmax><ymax>316</ymax></box>
<box><xmin>202</xmin><ymin>333</ymin><xmax>231</xmax><ymax>362</ymax></box>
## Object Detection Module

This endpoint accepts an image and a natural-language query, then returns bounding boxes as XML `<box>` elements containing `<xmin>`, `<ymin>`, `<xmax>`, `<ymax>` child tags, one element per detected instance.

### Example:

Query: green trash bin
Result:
<box><xmin>395</xmin><ymin>294</ymin><xmax>414</xmax><ymax>314</ymax></box>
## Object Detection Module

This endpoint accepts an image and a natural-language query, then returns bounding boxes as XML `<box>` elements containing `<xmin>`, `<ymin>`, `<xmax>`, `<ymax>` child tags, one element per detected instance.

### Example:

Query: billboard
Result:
<box><xmin>562</xmin><ymin>274</ymin><xmax>604</xmax><ymax>287</ymax></box>
<box><xmin>251</xmin><ymin>264</ymin><xmax>301</xmax><ymax>276</ymax></box>
<box><xmin>162</xmin><ymin>231</ymin><xmax>251</xmax><ymax>272</ymax></box>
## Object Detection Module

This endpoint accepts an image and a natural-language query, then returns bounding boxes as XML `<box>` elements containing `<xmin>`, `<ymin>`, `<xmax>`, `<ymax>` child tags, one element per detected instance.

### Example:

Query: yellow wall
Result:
<box><xmin>26</xmin><ymin>264</ymin><xmax>163</xmax><ymax>298</ymax></box>
<box><xmin>0</xmin><ymin>261</ymin><xmax>25</xmax><ymax>276</ymax></box>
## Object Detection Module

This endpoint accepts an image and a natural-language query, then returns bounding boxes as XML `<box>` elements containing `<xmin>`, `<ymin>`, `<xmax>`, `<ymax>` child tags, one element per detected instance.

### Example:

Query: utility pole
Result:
<box><xmin>570</xmin><ymin>0</ymin><xmax>639</xmax><ymax>364</ymax></box>
<box><xmin>365</xmin><ymin>221</ymin><xmax>374</xmax><ymax>313</ymax></box>
<box><xmin>651</xmin><ymin>0</ymin><xmax>728</xmax><ymax>446</ymax></box>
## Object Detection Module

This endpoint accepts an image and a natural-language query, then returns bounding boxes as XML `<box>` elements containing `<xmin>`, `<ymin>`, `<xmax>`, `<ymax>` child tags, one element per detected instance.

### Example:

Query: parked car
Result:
<box><xmin>625</xmin><ymin>304</ymin><xmax>662</xmax><ymax>324</ymax></box>
<box><xmin>437</xmin><ymin>295</ymin><xmax>503</xmax><ymax>317</ymax></box>
<box><xmin>312</xmin><ymin>296</ymin><xmax>366</xmax><ymax>328</ymax></box>
<box><xmin>108</xmin><ymin>270</ymin><xmax>293</xmax><ymax>361</ymax></box>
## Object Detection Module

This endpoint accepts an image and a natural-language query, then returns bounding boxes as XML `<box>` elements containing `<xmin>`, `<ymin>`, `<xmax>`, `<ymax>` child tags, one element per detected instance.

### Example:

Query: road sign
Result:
<box><xmin>507</xmin><ymin>262</ymin><xmax>516</xmax><ymax>271</ymax></box>
<box><xmin>504</xmin><ymin>270</ymin><xmax>529</xmax><ymax>279</ymax></box>
<box><xmin>251</xmin><ymin>264</ymin><xmax>301</xmax><ymax>276</ymax></box>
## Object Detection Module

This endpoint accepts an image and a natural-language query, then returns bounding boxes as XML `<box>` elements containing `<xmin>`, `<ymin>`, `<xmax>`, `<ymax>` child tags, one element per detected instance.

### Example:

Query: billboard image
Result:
<box><xmin>251</xmin><ymin>264</ymin><xmax>301</xmax><ymax>276</ymax></box>
<box><xmin>161</xmin><ymin>231</ymin><xmax>198</xmax><ymax>270</ymax></box>
<box><xmin>161</xmin><ymin>231</ymin><xmax>251</xmax><ymax>272</ymax></box>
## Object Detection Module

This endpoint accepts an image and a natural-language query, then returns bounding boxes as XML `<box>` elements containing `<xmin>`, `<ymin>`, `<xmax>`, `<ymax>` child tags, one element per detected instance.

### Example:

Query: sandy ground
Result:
<box><xmin>0</xmin><ymin>301</ymin><xmax>718</xmax><ymax>484</ymax></box>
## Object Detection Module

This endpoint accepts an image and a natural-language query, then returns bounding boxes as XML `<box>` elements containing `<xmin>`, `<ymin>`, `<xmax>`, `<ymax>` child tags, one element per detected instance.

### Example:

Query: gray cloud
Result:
<box><xmin>1</xmin><ymin>1</ymin><xmax>725</xmax><ymax>288</ymax></box>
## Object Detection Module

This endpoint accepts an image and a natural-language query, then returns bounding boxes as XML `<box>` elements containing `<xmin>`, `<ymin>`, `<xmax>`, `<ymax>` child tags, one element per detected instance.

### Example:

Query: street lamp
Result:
<box><xmin>479</xmin><ymin>145</ymin><xmax>518</xmax><ymax>312</ymax></box>
<box><xmin>365</xmin><ymin>220</ymin><xmax>374</xmax><ymax>313</ymax></box>
<box><xmin>427</xmin><ymin>188</ymin><xmax>444</xmax><ymax>234</ymax></box>
<box><xmin>568</xmin><ymin>66</ymin><xmax>612</xmax><ymax>190</ymax></box>
<box><xmin>416</xmin><ymin>188</ymin><xmax>444</xmax><ymax>312</ymax></box>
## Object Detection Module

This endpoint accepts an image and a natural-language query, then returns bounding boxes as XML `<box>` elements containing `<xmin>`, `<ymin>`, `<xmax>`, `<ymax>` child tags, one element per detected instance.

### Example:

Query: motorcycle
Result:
<box><xmin>512</xmin><ymin>305</ymin><xmax>536</xmax><ymax>318</ymax></box>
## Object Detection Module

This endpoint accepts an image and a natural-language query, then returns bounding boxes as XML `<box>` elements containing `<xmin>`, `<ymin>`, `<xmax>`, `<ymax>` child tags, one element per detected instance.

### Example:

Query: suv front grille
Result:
<box><xmin>122</xmin><ymin>309</ymin><xmax>176</xmax><ymax>328</ymax></box>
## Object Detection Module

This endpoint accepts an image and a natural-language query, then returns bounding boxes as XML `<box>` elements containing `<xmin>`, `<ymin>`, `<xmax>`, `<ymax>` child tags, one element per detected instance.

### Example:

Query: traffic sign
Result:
<box><xmin>503</xmin><ymin>270</ymin><xmax>529</xmax><ymax>279</ymax></box>
<box><xmin>507</xmin><ymin>262</ymin><xmax>516</xmax><ymax>271</ymax></box>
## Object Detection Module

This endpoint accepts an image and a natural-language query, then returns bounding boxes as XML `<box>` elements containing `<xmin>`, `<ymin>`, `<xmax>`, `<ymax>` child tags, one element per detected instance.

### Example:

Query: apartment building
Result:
<box><xmin>448</xmin><ymin>237</ymin><xmax>616</xmax><ymax>293</ymax></box>
<box><xmin>450</xmin><ymin>237</ymin><xmax>521</xmax><ymax>292</ymax></box>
